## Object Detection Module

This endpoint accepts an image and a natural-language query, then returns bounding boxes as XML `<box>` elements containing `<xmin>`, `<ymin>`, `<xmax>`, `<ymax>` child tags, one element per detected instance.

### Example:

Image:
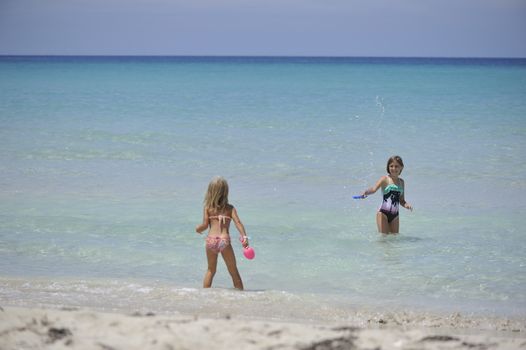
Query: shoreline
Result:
<box><xmin>0</xmin><ymin>277</ymin><xmax>526</xmax><ymax>332</ymax></box>
<box><xmin>1</xmin><ymin>306</ymin><xmax>525</xmax><ymax>350</ymax></box>
<box><xmin>1</xmin><ymin>275</ymin><xmax>524</xmax><ymax>333</ymax></box>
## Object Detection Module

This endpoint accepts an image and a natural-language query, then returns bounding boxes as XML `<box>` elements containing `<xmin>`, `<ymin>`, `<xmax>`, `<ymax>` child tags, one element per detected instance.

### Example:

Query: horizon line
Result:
<box><xmin>1</xmin><ymin>54</ymin><xmax>526</xmax><ymax>60</ymax></box>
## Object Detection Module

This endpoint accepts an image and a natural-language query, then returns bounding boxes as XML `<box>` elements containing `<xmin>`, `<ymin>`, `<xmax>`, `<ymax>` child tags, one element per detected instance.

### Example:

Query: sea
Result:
<box><xmin>1</xmin><ymin>56</ymin><xmax>525</xmax><ymax>325</ymax></box>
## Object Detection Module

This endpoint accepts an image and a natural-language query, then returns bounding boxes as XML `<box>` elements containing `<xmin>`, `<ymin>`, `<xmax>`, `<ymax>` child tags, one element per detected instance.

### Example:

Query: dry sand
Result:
<box><xmin>1</xmin><ymin>306</ymin><xmax>525</xmax><ymax>350</ymax></box>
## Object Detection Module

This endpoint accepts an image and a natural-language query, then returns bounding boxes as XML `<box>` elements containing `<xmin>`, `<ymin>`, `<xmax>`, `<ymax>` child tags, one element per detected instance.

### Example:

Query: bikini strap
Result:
<box><xmin>210</xmin><ymin>215</ymin><xmax>231</xmax><ymax>225</ymax></box>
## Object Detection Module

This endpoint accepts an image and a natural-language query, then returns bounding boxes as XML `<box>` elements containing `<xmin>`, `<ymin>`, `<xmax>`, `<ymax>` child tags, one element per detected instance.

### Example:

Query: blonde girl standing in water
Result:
<box><xmin>195</xmin><ymin>177</ymin><xmax>249</xmax><ymax>290</ymax></box>
<box><xmin>362</xmin><ymin>156</ymin><xmax>413</xmax><ymax>234</ymax></box>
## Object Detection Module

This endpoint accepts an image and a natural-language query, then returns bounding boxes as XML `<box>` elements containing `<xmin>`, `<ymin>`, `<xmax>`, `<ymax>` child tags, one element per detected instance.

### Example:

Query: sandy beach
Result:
<box><xmin>1</xmin><ymin>306</ymin><xmax>524</xmax><ymax>350</ymax></box>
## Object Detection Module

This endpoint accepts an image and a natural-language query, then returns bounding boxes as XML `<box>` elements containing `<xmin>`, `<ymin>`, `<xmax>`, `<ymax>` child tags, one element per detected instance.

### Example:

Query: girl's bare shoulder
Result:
<box><xmin>379</xmin><ymin>175</ymin><xmax>390</xmax><ymax>184</ymax></box>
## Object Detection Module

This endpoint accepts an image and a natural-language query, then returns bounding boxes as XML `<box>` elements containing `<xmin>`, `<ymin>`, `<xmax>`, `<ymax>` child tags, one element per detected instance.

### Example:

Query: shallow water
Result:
<box><xmin>1</xmin><ymin>56</ymin><xmax>525</xmax><ymax>319</ymax></box>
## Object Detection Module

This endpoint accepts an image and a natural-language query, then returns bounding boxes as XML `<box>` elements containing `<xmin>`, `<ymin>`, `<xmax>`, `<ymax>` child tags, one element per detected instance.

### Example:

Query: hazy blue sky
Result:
<box><xmin>1</xmin><ymin>0</ymin><xmax>525</xmax><ymax>57</ymax></box>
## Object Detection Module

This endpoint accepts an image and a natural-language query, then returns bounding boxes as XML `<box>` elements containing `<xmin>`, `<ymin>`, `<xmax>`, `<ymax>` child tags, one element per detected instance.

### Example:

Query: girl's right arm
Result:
<box><xmin>363</xmin><ymin>176</ymin><xmax>387</xmax><ymax>197</ymax></box>
<box><xmin>195</xmin><ymin>207</ymin><xmax>209</xmax><ymax>234</ymax></box>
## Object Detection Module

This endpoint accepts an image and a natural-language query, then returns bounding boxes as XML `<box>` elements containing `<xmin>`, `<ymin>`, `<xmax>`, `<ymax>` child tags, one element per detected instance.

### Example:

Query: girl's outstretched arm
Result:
<box><xmin>232</xmin><ymin>207</ymin><xmax>249</xmax><ymax>248</ymax></box>
<box><xmin>363</xmin><ymin>176</ymin><xmax>387</xmax><ymax>197</ymax></box>
<box><xmin>195</xmin><ymin>207</ymin><xmax>209</xmax><ymax>234</ymax></box>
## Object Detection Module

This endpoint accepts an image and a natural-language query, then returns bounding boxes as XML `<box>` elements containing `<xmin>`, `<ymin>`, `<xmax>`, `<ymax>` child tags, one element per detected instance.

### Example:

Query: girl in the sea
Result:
<box><xmin>195</xmin><ymin>176</ymin><xmax>249</xmax><ymax>290</ymax></box>
<box><xmin>362</xmin><ymin>156</ymin><xmax>413</xmax><ymax>234</ymax></box>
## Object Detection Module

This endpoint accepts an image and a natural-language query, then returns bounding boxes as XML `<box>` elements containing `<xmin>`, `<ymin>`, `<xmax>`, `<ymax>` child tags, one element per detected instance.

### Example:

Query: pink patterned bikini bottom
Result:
<box><xmin>205</xmin><ymin>236</ymin><xmax>231</xmax><ymax>253</ymax></box>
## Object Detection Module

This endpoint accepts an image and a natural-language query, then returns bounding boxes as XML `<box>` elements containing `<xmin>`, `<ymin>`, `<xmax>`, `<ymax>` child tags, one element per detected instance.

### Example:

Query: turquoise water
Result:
<box><xmin>1</xmin><ymin>57</ymin><xmax>525</xmax><ymax>320</ymax></box>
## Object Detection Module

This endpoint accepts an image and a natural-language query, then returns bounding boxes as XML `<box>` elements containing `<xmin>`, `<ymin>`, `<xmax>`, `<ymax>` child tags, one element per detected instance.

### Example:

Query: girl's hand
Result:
<box><xmin>195</xmin><ymin>225</ymin><xmax>203</xmax><ymax>234</ymax></box>
<box><xmin>240</xmin><ymin>236</ymin><xmax>249</xmax><ymax>248</ymax></box>
<box><xmin>405</xmin><ymin>203</ymin><xmax>413</xmax><ymax>211</ymax></box>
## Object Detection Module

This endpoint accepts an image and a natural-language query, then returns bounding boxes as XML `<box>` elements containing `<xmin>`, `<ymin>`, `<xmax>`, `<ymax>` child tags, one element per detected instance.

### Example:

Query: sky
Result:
<box><xmin>0</xmin><ymin>0</ymin><xmax>525</xmax><ymax>57</ymax></box>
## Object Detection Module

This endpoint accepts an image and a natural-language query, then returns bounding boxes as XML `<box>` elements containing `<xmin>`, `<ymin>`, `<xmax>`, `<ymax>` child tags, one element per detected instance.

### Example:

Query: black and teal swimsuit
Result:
<box><xmin>379</xmin><ymin>183</ymin><xmax>403</xmax><ymax>223</ymax></box>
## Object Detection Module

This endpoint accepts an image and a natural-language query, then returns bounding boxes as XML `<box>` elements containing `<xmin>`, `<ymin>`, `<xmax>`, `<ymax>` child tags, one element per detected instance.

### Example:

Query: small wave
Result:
<box><xmin>0</xmin><ymin>276</ymin><xmax>524</xmax><ymax>331</ymax></box>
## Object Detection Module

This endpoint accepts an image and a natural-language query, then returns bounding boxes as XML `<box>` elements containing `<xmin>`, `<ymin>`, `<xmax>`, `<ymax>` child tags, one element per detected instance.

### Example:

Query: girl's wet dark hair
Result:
<box><xmin>386</xmin><ymin>155</ymin><xmax>404</xmax><ymax>175</ymax></box>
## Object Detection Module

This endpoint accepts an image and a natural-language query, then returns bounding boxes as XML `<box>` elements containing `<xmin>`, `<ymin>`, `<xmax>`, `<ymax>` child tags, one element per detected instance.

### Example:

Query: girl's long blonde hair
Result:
<box><xmin>204</xmin><ymin>176</ymin><xmax>229</xmax><ymax>212</ymax></box>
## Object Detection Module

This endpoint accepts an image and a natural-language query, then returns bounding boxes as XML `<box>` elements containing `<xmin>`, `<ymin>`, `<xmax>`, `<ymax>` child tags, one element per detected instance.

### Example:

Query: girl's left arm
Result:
<box><xmin>195</xmin><ymin>207</ymin><xmax>209</xmax><ymax>234</ymax></box>
<box><xmin>232</xmin><ymin>207</ymin><xmax>249</xmax><ymax>248</ymax></box>
<box><xmin>400</xmin><ymin>179</ymin><xmax>413</xmax><ymax>211</ymax></box>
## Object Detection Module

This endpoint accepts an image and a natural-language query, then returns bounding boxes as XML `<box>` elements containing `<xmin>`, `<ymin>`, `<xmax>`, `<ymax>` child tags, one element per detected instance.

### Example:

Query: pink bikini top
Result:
<box><xmin>209</xmin><ymin>215</ymin><xmax>231</xmax><ymax>225</ymax></box>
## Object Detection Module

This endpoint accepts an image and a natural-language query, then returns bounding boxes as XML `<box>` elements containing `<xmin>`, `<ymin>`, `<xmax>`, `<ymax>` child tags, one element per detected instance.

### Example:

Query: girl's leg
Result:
<box><xmin>203</xmin><ymin>248</ymin><xmax>218</xmax><ymax>288</ymax></box>
<box><xmin>376</xmin><ymin>212</ymin><xmax>390</xmax><ymax>234</ymax></box>
<box><xmin>388</xmin><ymin>216</ymin><xmax>400</xmax><ymax>234</ymax></box>
<box><xmin>221</xmin><ymin>245</ymin><xmax>244</xmax><ymax>290</ymax></box>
